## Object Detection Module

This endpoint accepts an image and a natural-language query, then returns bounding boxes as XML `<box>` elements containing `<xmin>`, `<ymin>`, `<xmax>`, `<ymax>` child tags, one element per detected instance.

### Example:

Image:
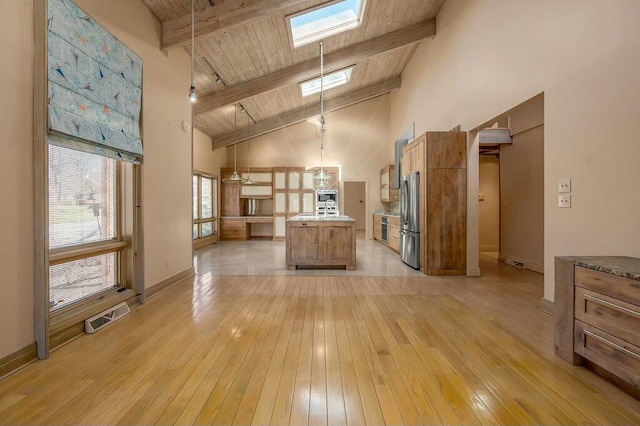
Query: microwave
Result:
<box><xmin>316</xmin><ymin>190</ymin><xmax>338</xmax><ymax>213</ymax></box>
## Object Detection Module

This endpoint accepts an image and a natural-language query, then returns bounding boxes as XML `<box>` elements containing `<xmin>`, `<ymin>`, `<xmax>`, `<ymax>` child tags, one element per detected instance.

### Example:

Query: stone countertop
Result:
<box><xmin>374</xmin><ymin>212</ymin><xmax>400</xmax><ymax>217</ymax></box>
<box><xmin>559</xmin><ymin>255</ymin><xmax>640</xmax><ymax>281</ymax></box>
<box><xmin>287</xmin><ymin>215</ymin><xmax>355</xmax><ymax>222</ymax></box>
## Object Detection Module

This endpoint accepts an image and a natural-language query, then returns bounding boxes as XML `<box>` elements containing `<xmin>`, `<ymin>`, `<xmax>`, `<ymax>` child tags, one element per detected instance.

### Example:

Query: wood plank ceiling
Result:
<box><xmin>141</xmin><ymin>0</ymin><xmax>446</xmax><ymax>148</ymax></box>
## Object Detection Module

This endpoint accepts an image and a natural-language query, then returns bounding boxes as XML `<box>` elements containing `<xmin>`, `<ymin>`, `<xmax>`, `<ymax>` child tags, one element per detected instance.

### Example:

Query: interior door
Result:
<box><xmin>343</xmin><ymin>181</ymin><xmax>366</xmax><ymax>230</ymax></box>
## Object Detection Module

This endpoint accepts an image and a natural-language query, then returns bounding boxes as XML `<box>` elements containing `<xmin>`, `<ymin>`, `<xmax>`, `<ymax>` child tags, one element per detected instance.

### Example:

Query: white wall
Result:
<box><xmin>0</xmin><ymin>0</ymin><xmax>36</xmax><ymax>359</ymax></box>
<box><xmin>390</xmin><ymin>0</ymin><xmax>640</xmax><ymax>301</ymax></box>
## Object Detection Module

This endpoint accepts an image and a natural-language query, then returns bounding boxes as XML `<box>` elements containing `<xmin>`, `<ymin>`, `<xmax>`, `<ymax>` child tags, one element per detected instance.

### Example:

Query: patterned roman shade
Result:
<box><xmin>47</xmin><ymin>0</ymin><xmax>143</xmax><ymax>163</ymax></box>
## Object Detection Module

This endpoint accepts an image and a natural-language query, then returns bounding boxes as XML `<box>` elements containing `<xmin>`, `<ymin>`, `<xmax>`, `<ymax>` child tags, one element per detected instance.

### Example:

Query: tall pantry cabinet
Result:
<box><xmin>402</xmin><ymin>132</ymin><xmax>467</xmax><ymax>275</ymax></box>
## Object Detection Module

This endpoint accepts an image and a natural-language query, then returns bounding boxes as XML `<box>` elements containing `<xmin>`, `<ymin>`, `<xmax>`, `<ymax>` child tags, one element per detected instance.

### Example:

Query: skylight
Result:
<box><xmin>300</xmin><ymin>67</ymin><xmax>353</xmax><ymax>97</ymax></box>
<box><xmin>289</xmin><ymin>0</ymin><xmax>364</xmax><ymax>48</ymax></box>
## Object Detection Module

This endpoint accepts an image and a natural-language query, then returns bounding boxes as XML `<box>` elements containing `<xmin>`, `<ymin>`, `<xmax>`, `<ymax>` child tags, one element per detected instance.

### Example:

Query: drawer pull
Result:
<box><xmin>583</xmin><ymin>330</ymin><xmax>640</xmax><ymax>360</ymax></box>
<box><xmin>584</xmin><ymin>293</ymin><xmax>640</xmax><ymax>319</ymax></box>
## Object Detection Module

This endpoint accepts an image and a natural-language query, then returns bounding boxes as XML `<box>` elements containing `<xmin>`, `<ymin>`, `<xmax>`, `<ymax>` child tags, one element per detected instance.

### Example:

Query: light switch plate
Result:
<box><xmin>558</xmin><ymin>179</ymin><xmax>571</xmax><ymax>193</ymax></box>
<box><xmin>558</xmin><ymin>194</ymin><xmax>571</xmax><ymax>208</ymax></box>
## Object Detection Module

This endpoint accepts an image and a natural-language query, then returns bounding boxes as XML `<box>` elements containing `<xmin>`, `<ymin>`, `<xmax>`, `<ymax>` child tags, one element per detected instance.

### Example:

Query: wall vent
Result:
<box><xmin>85</xmin><ymin>302</ymin><xmax>130</xmax><ymax>334</ymax></box>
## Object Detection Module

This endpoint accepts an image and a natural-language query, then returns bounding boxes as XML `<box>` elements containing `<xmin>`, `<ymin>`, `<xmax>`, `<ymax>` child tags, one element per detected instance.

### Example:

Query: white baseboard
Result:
<box><xmin>479</xmin><ymin>245</ymin><xmax>499</xmax><ymax>252</ymax></box>
<box><xmin>498</xmin><ymin>254</ymin><xmax>544</xmax><ymax>274</ymax></box>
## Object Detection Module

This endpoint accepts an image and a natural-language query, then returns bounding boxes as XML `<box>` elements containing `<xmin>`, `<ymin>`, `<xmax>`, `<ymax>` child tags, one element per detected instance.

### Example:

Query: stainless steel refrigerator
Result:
<box><xmin>400</xmin><ymin>172</ymin><xmax>420</xmax><ymax>269</ymax></box>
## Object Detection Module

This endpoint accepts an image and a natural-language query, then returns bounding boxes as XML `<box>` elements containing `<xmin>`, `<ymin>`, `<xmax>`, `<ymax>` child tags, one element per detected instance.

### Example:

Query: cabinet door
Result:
<box><xmin>303</xmin><ymin>171</ymin><xmax>315</xmax><ymax>190</ymax></box>
<box><xmin>373</xmin><ymin>215</ymin><xmax>382</xmax><ymax>240</ymax></box>
<box><xmin>274</xmin><ymin>192</ymin><xmax>286</xmax><ymax>214</ymax></box>
<box><xmin>322</xmin><ymin>226</ymin><xmax>353</xmax><ymax>263</ymax></box>
<box><xmin>221</xmin><ymin>183</ymin><xmax>240</xmax><ymax>216</ymax></box>
<box><xmin>380</xmin><ymin>168</ymin><xmax>389</xmax><ymax>186</ymax></box>
<box><xmin>288</xmin><ymin>171</ymin><xmax>300</xmax><ymax>190</ymax></box>
<box><xmin>274</xmin><ymin>172</ymin><xmax>286</xmax><ymax>190</ymax></box>
<box><xmin>288</xmin><ymin>192</ymin><xmax>300</xmax><ymax>214</ymax></box>
<box><xmin>274</xmin><ymin>216</ymin><xmax>286</xmax><ymax>238</ymax></box>
<box><xmin>381</xmin><ymin>186</ymin><xmax>390</xmax><ymax>202</ymax></box>
<box><xmin>302</xmin><ymin>192</ymin><xmax>314</xmax><ymax>213</ymax></box>
<box><xmin>289</xmin><ymin>225</ymin><xmax>320</xmax><ymax>262</ymax></box>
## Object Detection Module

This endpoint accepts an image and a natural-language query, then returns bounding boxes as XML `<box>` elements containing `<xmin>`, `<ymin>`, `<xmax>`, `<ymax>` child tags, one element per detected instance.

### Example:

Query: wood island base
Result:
<box><xmin>286</xmin><ymin>216</ymin><xmax>356</xmax><ymax>270</ymax></box>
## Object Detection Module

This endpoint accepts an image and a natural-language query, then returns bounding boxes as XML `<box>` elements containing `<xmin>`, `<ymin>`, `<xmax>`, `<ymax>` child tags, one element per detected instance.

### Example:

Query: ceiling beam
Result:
<box><xmin>211</xmin><ymin>76</ymin><xmax>401</xmax><ymax>149</ymax></box>
<box><xmin>162</xmin><ymin>0</ymin><xmax>310</xmax><ymax>50</ymax></box>
<box><xmin>196</xmin><ymin>19</ymin><xmax>435</xmax><ymax>116</ymax></box>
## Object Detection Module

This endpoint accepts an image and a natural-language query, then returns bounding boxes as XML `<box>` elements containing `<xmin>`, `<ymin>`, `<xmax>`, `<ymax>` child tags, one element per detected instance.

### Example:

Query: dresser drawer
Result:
<box><xmin>575</xmin><ymin>287</ymin><xmax>640</xmax><ymax>347</ymax></box>
<box><xmin>575</xmin><ymin>266</ymin><xmax>640</xmax><ymax>306</ymax></box>
<box><xmin>574</xmin><ymin>320</ymin><xmax>640</xmax><ymax>389</ymax></box>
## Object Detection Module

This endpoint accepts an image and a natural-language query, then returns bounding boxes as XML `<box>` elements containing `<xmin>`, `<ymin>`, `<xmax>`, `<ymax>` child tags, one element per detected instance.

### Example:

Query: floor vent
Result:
<box><xmin>85</xmin><ymin>302</ymin><xmax>130</xmax><ymax>334</ymax></box>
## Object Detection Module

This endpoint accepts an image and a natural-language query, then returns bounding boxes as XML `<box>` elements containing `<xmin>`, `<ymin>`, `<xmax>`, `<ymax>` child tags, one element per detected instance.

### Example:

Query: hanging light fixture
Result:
<box><xmin>315</xmin><ymin>41</ymin><xmax>330</xmax><ymax>190</ymax></box>
<box><xmin>188</xmin><ymin>0</ymin><xmax>197</xmax><ymax>103</ymax></box>
<box><xmin>242</xmin><ymin>106</ymin><xmax>256</xmax><ymax>185</ymax></box>
<box><xmin>223</xmin><ymin>104</ymin><xmax>244</xmax><ymax>182</ymax></box>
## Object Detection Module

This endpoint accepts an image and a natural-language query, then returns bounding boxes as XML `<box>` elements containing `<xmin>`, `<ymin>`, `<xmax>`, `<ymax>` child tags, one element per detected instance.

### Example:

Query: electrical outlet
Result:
<box><xmin>558</xmin><ymin>179</ymin><xmax>571</xmax><ymax>193</ymax></box>
<box><xmin>165</xmin><ymin>258</ymin><xmax>170</xmax><ymax>268</ymax></box>
<box><xmin>558</xmin><ymin>194</ymin><xmax>571</xmax><ymax>208</ymax></box>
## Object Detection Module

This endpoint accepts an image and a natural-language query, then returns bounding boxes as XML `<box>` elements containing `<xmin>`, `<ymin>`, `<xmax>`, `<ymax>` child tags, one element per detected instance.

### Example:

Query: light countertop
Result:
<box><xmin>287</xmin><ymin>214</ymin><xmax>355</xmax><ymax>222</ymax></box>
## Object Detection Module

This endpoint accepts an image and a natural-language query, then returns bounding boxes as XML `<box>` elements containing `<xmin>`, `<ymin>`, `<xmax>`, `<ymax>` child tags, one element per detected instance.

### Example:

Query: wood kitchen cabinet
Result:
<box><xmin>373</xmin><ymin>213</ymin><xmax>400</xmax><ymax>253</ymax></box>
<box><xmin>380</xmin><ymin>165</ymin><xmax>399</xmax><ymax>203</ymax></box>
<box><xmin>373</xmin><ymin>214</ymin><xmax>382</xmax><ymax>240</ymax></box>
<box><xmin>220</xmin><ymin>217</ymin><xmax>249</xmax><ymax>240</ymax></box>
<box><xmin>388</xmin><ymin>216</ymin><xmax>400</xmax><ymax>252</ymax></box>
<box><xmin>286</xmin><ymin>218</ymin><xmax>356</xmax><ymax>270</ymax></box>
<box><xmin>402</xmin><ymin>131</ymin><xmax>466</xmax><ymax>275</ymax></box>
<box><xmin>221</xmin><ymin>181</ymin><xmax>240</xmax><ymax>216</ymax></box>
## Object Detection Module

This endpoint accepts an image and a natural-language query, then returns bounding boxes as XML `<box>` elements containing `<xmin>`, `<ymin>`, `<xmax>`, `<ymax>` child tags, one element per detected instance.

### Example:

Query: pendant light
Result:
<box><xmin>188</xmin><ymin>0</ymin><xmax>197</xmax><ymax>103</ymax></box>
<box><xmin>242</xmin><ymin>107</ymin><xmax>256</xmax><ymax>185</ymax></box>
<box><xmin>315</xmin><ymin>41</ymin><xmax>330</xmax><ymax>190</ymax></box>
<box><xmin>223</xmin><ymin>104</ymin><xmax>244</xmax><ymax>182</ymax></box>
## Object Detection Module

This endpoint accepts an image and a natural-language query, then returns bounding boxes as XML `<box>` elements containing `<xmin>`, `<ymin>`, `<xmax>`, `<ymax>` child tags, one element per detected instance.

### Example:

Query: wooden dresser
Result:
<box><xmin>555</xmin><ymin>256</ymin><xmax>640</xmax><ymax>393</ymax></box>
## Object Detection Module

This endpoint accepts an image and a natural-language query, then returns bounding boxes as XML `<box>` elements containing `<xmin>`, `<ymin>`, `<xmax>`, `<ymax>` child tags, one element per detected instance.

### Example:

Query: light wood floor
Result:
<box><xmin>1</xmin><ymin>255</ymin><xmax>640</xmax><ymax>424</ymax></box>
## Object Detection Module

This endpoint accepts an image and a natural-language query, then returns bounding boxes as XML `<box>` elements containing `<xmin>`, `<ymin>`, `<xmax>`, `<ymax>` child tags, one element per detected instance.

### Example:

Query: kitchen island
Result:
<box><xmin>286</xmin><ymin>215</ymin><xmax>356</xmax><ymax>270</ymax></box>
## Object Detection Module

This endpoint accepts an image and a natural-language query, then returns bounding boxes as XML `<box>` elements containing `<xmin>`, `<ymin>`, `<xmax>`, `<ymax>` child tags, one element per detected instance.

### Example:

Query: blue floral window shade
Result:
<box><xmin>47</xmin><ymin>0</ymin><xmax>143</xmax><ymax>163</ymax></box>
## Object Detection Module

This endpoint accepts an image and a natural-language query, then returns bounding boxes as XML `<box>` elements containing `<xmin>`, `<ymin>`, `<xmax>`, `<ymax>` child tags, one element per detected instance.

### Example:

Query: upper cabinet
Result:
<box><xmin>380</xmin><ymin>164</ymin><xmax>399</xmax><ymax>203</ymax></box>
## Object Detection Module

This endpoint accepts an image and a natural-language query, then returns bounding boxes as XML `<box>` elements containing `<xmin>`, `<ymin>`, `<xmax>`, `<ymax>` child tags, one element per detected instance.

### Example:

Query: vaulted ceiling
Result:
<box><xmin>141</xmin><ymin>0</ymin><xmax>446</xmax><ymax>148</ymax></box>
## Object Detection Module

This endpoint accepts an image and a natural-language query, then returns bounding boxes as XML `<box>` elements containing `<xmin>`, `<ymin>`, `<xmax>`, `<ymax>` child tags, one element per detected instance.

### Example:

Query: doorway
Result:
<box><xmin>342</xmin><ymin>181</ymin><xmax>366</xmax><ymax>235</ymax></box>
<box><xmin>476</xmin><ymin>93</ymin><xmax>544</xmax><ymax>274</ymax></box>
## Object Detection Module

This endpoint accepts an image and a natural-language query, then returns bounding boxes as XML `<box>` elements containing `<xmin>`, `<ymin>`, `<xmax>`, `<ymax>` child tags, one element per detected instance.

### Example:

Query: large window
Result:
<box><xmin>48</xmin><ymin>145</ymin><xmax>124</xmax><ymax>310</ymax></box>
<box><xmin>193</xmin><ymin>173</ymin><xmax>218</xmax><ymax>245</ymax></box>
<box><xmin>288</xmin><ymin>0</ymin><xmax>365</xmax><ymax>48</ymax></box>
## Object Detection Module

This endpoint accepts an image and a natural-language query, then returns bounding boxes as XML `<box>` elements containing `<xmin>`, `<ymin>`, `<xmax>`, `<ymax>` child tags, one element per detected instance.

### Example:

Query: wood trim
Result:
<box><xmin>145</xmin><ymin>267</ymin><xmax>196</xmax><ymax>300</ymax></box>
<box><xmin>195</xmin><ymin>20</ymin><xmax>435</xmax><ymax>115</ymax></box>
<box><xmin>162</xmin><ymin>0</ymin><xmax>310</xmax><ymax>50</ymax></box>
<box><xmin>194</xmin><ymin>234</ymin><xmax>217</xmax><ymax>250</ymax></box>
<box><xmin>554</xmin><ymin>257</ymin><xmax>581</xmax><ymax>365</ymax></box>
<box><xmin>498</xmin><ymin>253</ymin><xmax>544</xmax><ymax>274</ymax></box>
<box><xmin>0</xmin><ymin>344</ymin><xmax>38</xmax><ymax>381</ymax></box>
<box><xmin>212</xmin><ymin>77</ymin><xmax>400</xmax><ymax>148</ymax></box>
<box><xmin>540</xmin><ymin>297</ymin><xmax>554</xmax><ymax>316</ymax></box>
<box><xmin>33</xmin><ymin>0</ymin><xmax>49</xmax><ymax>360</ymax></box>
<box><xmin>49</xmin><ymin>241</ymin><xmax>127</xmax><ymax>265</ymax></box>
